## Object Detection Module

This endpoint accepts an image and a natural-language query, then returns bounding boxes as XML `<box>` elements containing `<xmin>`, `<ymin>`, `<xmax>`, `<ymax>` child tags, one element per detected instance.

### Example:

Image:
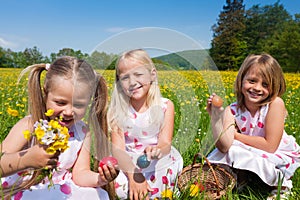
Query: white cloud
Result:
<box><xmin>105</xmin><ymin>27</ymin><xmax>127</xmax><ymax>33</ymax></box>
<box><xmin>0</xmin><ymin>37</ymin><xmax>18</xmax><ymax>48</ymax></box>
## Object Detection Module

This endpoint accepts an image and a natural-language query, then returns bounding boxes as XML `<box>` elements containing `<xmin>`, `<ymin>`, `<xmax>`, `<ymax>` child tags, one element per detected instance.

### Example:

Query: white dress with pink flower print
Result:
<box><xmin>1</xmin><ymin>121</ymin><xmax>109</xmax><ymax>200</ymax></box>
<box><xmin>115</xmin><ymin>98</ymin><xmax>183</xmax><ymax>199</ymax></box>
<box><xmin>207</xmin><ymin>103</ymin><xmax>300</xmax><ymax>189</ymax></box>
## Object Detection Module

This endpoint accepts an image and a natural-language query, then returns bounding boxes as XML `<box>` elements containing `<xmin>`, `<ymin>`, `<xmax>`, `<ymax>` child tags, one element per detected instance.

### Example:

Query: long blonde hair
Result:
<box><xmin>4</xmin><ymin>56</ymin><xmax>114</xmax><ymax>198</ymax></box>
<box><xmin>234</xmin><ymin>53</ymin><xmax>286</xmax><ymax>111</ymax></box>
<box><xmin>108</xmin><ymin>49</ymin><xmax>163</xmax><ymax>129</ymax></box>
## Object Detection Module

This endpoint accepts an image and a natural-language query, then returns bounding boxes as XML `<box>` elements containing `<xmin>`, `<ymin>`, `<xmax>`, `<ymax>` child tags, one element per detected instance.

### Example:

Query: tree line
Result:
<box><xmin>0</xmin><ymin>0</ymin><xmax>299</xmax><ymax>72</ymax></box>
<box><xmin>0</xmin><ymin>46</ymin><xmax>117</xmax><ymax>69</ymax></box>
<box><xmin>210</xmin><ymin>0</ymin><xmax>300</xmax><ymax>72</ymax></box>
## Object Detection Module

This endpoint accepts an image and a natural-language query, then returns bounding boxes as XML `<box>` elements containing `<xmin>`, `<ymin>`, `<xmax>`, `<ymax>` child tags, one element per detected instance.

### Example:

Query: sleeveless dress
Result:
<box><xmin>1</xmin><ymin>121</ymin><xmax>109</xmax><ymax>200</ymax></box>
<box><xmin>207</xmin><ymin>103</ymin><xmax>300</xmax><ymax>189</ymax></box>
<box><xmin>115</xmin><ymin>98</ymin><xmax>183</xmax><ymax>199</ymax></box>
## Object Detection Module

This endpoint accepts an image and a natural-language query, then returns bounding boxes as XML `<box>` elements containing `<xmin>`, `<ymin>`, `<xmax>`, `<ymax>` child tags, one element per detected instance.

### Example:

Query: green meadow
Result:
<box><xmin>1</xmin><ymin>68</ymin><xmax>300</xmax><ymax>199</ymax></box>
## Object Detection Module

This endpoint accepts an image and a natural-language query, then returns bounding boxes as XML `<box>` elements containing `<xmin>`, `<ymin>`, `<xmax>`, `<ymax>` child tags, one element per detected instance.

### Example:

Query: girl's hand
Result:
<box><xmin>25</xmin><ymin>144</ymin><xmax>59</xmax><ymax>169</ymax></box>
<box><xmin>97</xmin><ymin>164</ymin><xmax>119</xmax><ymax>185</ymax></box>
<box><xmin>144</xmin><ymin>146</ymin><xmax>162</xmax><ymax>161</ymax></box>
<box><xmin>128</xmin><ymin>172</ymin><xmax>152</xmax><ymax>200</ymax></box>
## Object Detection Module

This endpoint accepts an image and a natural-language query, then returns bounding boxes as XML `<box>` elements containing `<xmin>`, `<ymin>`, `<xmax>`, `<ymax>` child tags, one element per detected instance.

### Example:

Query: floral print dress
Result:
<box><xmin>114</xmin><ymin>98</ymin><xmax>183</xmax><ymax>199</ymax></box>
<box><xmin>207</xmin><ymin>103</ymin><xmax>300</xmax><ymax>189</ymax></box>
<box><xmin>1</xmin><ymin>121</ymin><xmax>109</xmax><ymax>200</ymax></box>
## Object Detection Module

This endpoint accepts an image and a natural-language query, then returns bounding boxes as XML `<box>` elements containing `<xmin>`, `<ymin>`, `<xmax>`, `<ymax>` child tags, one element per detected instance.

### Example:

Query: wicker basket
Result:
<box><xmin>177</xmin><ymin>153</ymin><xmax>236</xmax><ymax>199</ymax></box>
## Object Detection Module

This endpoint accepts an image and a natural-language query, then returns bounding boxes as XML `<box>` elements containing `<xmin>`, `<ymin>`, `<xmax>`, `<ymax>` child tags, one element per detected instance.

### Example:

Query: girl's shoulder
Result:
<box><xmin>269</xmin><ymin>96</ymin><xmax>284</xmax><ymax>106</ymax></box>
<box><xmin>268</xmin><ymin>97</ymin><xmax>286</xmax><ymax>115</ymax></box>
<box><xmin>162</xmin><ymin>97</ymin><xmax>174</xmax><ymax>109</ymax></box>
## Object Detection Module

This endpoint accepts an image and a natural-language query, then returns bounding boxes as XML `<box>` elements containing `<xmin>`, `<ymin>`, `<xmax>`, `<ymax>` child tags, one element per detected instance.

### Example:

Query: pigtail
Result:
<box><xmin>89</xmin><ymin>74</ymin><xmax>115</xmax><ymax>199</ymax></box>
<box><xmin>19</xmin><ymin>64</ymin><xmax>48</xmax><ymax>124</ymax></box>
<box><xmin>4</xmin><ymin>64</ymin><xmax>47</xmax><ymax>197</ymax></box>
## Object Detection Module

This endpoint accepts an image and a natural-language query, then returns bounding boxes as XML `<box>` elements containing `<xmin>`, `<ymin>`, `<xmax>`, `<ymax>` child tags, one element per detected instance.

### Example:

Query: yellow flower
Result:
<box><xmin>7</xmin><ymin>107</ymin><xmax>19</xmax><ymax>117</ymax></box>
<box><xmin>23</xmin><ymin>130</ymin><xmax>31</xmax><ymax>140</ymax></box>
<box><xmin>189</xmin><ymin>184</ymin><xmax>199</xmax><ymax>197</ymax></box>
<box><xmin>35</xmin><ymin>126</ymin><xmax>45</xmax><ymax>141</ymax></box>
<box><xmin>49</xmin><ymin>120</ymin><xmax>59</xmax><ymax>129</ymax></box>
<box><xmin>46</xmin><ymin>146</ymin><xmax>57</xmax><ymax>154</ymax></box>
<box><xmin>161</xmin><ymin>189</ymin><xmax>173</xmax><ymax>199</ymax></box>
<box><xmin>45</xmin><ymin>109</ymin><xmax>54</xmax><ymax>117</ymax></box>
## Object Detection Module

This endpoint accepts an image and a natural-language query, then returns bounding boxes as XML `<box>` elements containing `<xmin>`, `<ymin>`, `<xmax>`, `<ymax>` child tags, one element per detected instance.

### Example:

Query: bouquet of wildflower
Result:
<box><xmin>23</xmin><ymin>109</ymin><xmax>69</xmax><ymax>188</ymax></box>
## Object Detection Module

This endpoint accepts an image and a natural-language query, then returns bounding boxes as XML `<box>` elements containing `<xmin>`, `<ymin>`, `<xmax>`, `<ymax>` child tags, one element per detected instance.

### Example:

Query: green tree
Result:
<box><xmin>263</xmin><ymin>14</ymin><xmax>300</xmax><ymax>72</ymax></box>
<box><xmin>245</xmin><ymin>1</ymin><xmax>292</xmax><ymax>54</ymax></box>
<box><xmin>13</xmin><ymin>46</ymin><xmax>45</xmax><ymax>68</ymax></box>
<box><xmin>87</xmin><ymin>51</ymin><xmax>117</xmax><ymax>69</ymax></box>
<box><xmin>51</xmin><ymin>48</ymin><xmax>89</xmax><ymax>62</ymax></box>
<box><xmin>0</xmin><ymin>47</ymin><xmax>14</xmax><ymax>68</ymax></box>
<box><xmin>210</xmin><ymin>0</ymin><xmax>247</xmax><ymax>70</ymax></box>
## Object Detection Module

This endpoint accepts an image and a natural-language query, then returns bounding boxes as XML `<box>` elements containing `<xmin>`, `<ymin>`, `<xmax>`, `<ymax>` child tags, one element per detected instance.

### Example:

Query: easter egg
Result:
<box><xmin>99</xmin><ymin>156</ymin><xmax>118</xmax><ymax>168</ymax></box>
<box><xmin>137</xmin><ymin>154</ymin><xmax>150</xmax><ymax>169</ymax></box>
<box><xmin>212</xmin><ymin>95</ymin><xmax>223</xmax><ymax>107</ymax></box>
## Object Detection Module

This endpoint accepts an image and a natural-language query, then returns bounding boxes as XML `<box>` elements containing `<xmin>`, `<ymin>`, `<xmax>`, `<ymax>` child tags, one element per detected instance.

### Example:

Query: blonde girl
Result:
<box><xmin>0</xmin><ymin>56</ymin><xmax>118</xmax><ymax>199</ymax></box>
<box><xmin>108</xmin><ymin>49</ymin><xmax>183</xmax><ymax>200</ymax></box>
<box><xmin>206</xmin><ymin>54</ymin><xmax>300</xmax><ymax>199</ymax></box>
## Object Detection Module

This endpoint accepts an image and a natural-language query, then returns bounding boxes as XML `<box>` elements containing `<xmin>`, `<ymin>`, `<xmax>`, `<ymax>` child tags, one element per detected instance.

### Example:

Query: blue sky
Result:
<box><xmin>0</xmin><ymin>0</ymin><xmax>299</xmax><ymax>56</ymax></box>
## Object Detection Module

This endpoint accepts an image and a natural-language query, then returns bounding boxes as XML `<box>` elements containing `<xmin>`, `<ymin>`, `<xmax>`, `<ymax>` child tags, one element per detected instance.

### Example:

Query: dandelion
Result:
<box><xmin>45</xmin><ymin>109</ymin><xmax>54</xmax><ymax>117</ymax></box>
<box><xmin>161</xmin><ymin>188</ymin><xmax>173</xmax><ymax>199</ymax></box>
<box><xmin>7</xmin><ymin>107</ymin><xmax>19</xmax><ymax>117</ymax></box>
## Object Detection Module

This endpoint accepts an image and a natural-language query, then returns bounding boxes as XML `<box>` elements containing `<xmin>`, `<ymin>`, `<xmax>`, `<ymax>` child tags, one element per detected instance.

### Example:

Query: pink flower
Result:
<box><xmin>17</xmin><ymin>171</ymin><xmax>26</xmax><ymax>176</ymax></box>
<box><xmin>131</xmin><ymin>113</ymin><xmax>137</xmax><ymax>119</ymax></box>
<box><xmin>142</xmin><ymin>131</ymin><xmax>148</xmax><ymax>136</ymax></box>
<box><xmin>241</xmin><ymin>116</ymin><xmax>246</xmax><ymax>121</ymax></box>
<box><xmin>2</xmin><ymin>181</ymin><xmax>8</xmax><ymax>188</ymax></box>
<box><xmin>124</xmin><ymin>131</ymin><xmax>129</xmax><ymax>137</ymax></box>
<box><xmin>60</xmin><ymin>183</ymin><xmax>72</xmax><ymax>195</ymax></box>
<box><xmin>151</xmin><ymin>188</ymin><xmax>159</xmax><ymax>195</ymax></box>
<box><xmin>230</xmin><ymin>109</ymin><xmax>236</xmax><ymax>115</ymax></box>
<box><xmin>257</xmin><ymin>122</ymin><xmax>264</xmax><ymax>128</ymax></box>
<box><xmin>115</xmin><ymin>182</ymin><xmax>120</xmax><ymax>188</ymax></box>
<box><xmin>162</xmin><ymin>176</ymin><xmax>169</xmax><ymax>185</ymax></box>
<box><xmin>69</xmin><ymin>131</ymin><xmax>74</xmax><ymax>137</ymax></box>
<box><xmin>150</xmin><ymin>175</ymin><xmax>156</xmax><ymax>182</ymax></box>
<box><xmin>14</xmin><ymin>191</ymin><xmax>23</xmax><ymax>200</ymax></box>
<box><xmin>262</xmin><ymin>154</ymin><xmax>268</xmax><ymax>158</ymax></box>
<box><xmin>241</xmin><ymin>127</ymin><xmax>246</xmax><ymax>132</ymax></box>
<box><xmin>275</xmin><ymin>154</ymin><xmax>282</xmax><ymax>159</ymax></box>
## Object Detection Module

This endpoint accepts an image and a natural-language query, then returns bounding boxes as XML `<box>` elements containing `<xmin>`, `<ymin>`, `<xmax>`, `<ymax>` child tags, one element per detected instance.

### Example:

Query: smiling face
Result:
<box><xmin>241</xmin><ymin>65</ymin><xmax>270</xmax><ymax>108</ymax></box>
<box><xmin>118</xmin><ymin>58</ymin><xmax>154</xmax><ymax>102</ymax></box>
<box><xmin>45</xmin><ymin>76</ymin><xmax>91</xmax><ymax>128</ymax></box>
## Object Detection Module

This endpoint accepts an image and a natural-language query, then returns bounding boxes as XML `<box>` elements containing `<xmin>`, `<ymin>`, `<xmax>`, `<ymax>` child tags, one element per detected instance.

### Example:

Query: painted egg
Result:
<box><xmin>99</xmin><ymin>156</ymin><xmax>118</xmax><ymax>168</ymax></box>
<box><xmin>137</xmin><ymin>154</ymin><xmax>150</xmax><ymax>169</ymax></box>
<box><xmin>212</xmin><ymin>95</ymin><xmax>223</xmax><ymax>107</ymax></box>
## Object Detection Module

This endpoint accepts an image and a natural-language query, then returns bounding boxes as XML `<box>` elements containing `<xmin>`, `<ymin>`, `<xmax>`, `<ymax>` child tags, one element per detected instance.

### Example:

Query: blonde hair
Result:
<box><xmin>108</xmin><ymin>49</ymin><xmax>163</xmax><ymax>129</ymax></box>
<box><xmin>234</xmin><ymin>53</ymin><xmax>286</xmax><ymax>111</ymax></box>
<box><xmin>5</xmin><ymin>56</ymin><xmax>114</xmax><ymax>198</ymax></box>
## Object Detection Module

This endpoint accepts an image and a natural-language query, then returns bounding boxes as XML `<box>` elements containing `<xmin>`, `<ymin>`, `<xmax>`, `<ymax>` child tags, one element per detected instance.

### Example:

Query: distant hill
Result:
<box><xmin>154</xmin><ymin>49</ymin><xmax>213</xmax><ymax>70</ymax></box>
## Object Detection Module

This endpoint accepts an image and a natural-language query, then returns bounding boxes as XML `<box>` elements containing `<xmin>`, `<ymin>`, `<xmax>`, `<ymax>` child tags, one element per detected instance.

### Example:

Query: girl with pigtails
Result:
<box><xmin>0</xmin><ymin>56</ymin><xmax>118</xmax><ymax>199</ymax></box>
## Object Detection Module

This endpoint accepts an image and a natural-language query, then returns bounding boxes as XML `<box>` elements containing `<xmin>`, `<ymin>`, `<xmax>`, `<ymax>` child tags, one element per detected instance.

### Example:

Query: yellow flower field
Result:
<box><xmin>1</xmin><ymin>68</ymin><xmax>300</xmax><ymax>160</ymax></box>
<box><xmin>1</xmin><ymin>68</ymin><xmax>300</xmax><ymax>198</ymax></box>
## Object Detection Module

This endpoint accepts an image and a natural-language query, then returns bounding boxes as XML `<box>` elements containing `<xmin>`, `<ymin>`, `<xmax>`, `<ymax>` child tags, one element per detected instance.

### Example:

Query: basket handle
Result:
<box><xmin>192</xmin><ymin>153</ymin><xmax>221</xmax><ymax>196</ymax></box>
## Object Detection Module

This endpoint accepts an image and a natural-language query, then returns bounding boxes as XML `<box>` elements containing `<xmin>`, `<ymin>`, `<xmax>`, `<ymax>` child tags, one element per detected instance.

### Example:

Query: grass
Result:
<box><xmin>1</xmin><ymin>68</ymin><xmax>300</xmax><ymax>199</ymax></box>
